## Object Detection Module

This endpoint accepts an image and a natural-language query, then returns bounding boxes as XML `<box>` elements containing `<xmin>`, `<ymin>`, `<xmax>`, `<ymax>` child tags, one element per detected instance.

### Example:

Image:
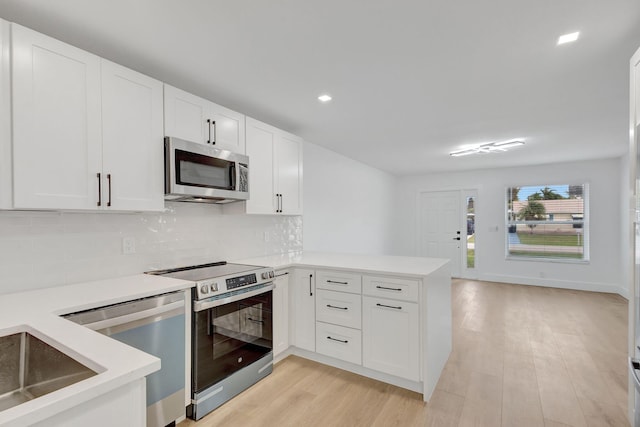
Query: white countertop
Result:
<box><xmin>0</xmin><ymin>274</ymin><xmax>194</xmax><ymax>427</ymax></box>
<box><xmin>234</xmin><ymin>251</ymin><xmax>450</xmax><ymax>277</ymax></box>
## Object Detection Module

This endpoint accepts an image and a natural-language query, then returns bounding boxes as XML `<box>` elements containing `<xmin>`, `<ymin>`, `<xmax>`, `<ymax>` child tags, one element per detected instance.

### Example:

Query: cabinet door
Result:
<box><xmin>245</xmin><ymin>118</ymin><xmax>277</xmax><ymax>214</ymax></box>
<box><xmin>12</xmin><ymin>24</ymin><xmax>102</xmax><ymax>209</ymax></box>
<box><xmin>275</xmin><ymin>133</ymin><xmax>303</xmax><ymax>215</ymax></box>
<box><xmin>163</xmin><ymin>84</ymin><xmax>208</xmax><ymax>145</ymax></box>
<box><xmin>291</xmin><ymin>269</ymin><xmax>316</xmax><ymax>352</ymax></box>
<box><xmin>101</xmin><ymin>60</ymin><xmax>164</xmax><ymax>211</ymax></box>
<box><xmin>0</xmin><ymin>19</ymin><xmax>10</xmax><ymax>209</ymax></box>
<box><xmin>273</xmin><ymin>270</ymin><xmax>290</xmax><ymax>357</ymax></box>
<box><xmin>362</xmin><ymin>296</ymin><xmax>419</xmax><ymax>380</ymax></box>
<box><xmin>208</xmin><ymin>103</ymin><xmax>245</xmax><ymax>154</ymax></box>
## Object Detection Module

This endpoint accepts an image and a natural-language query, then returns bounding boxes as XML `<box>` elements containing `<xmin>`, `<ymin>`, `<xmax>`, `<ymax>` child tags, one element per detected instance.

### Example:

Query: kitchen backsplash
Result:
<box><xmin>0</xmin><ymin>203</ymin><xmax>303</xmax><ymax>294</ymax></box>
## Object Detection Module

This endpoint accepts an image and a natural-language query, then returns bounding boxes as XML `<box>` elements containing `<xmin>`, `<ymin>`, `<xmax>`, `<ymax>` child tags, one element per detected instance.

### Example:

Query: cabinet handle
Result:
<box><xmin>276</xmin><ymin>194</ymin><xmax>282</xmax><ymax>213</ymax></box>
<box><xmin>376</xmin><ymin>303</ymin><xmax>402</xmax><ymax>310</ymax></box>
<box><xmin>309</xmin><ymin>274</ymin><xmax>313</xmax><ymax>296</ymax></box>
<box><xmin>107</xmin><ymin>174</ymin><xmax>112</xmax><ymax>207</ymax></box>
<box><xmin>211</xmin><ymin>120</ymin><xmax>216</xmax><ymax>144</ymax></box>
<box><xmin>376</xmin><ymin>285</ymin><xmax>402</xmax><ymax>292</ymax></box>
<box><xmin>247</xmin><ymin>317</ymin><xmax>264</xmax><ymax>324</ymax></box>
<box><xmin>275</xmin><ymin>272</ymin><xmax>289</xmax><ymax>277</ymax></box>
<box><xmin>327</xmin><ymin>280</ymin><xmax>348</xmax><ymax>285</ymax></box>
<box><xmin>326</xmin><ymin>304</ymin><xmax>348</xmax><ymax>311</ymax></box>
<box><xmin>327</xmin><ymin>336</ymin><xmax>348</xmax><ymax>344</ymax></box>
<box><xmin>96</xmin><ymin>173</ymin><xmax>102</xmax><ymax>207</ymax></box>
<box><xmin>280</xmin><ymin>194</ymin><xmax>283</xmax><ymax>212</ymax></box>
<box><xmin>206</xmin><ymin>119</ymin><xmax>211</xmax><ymax>143</ymax></box>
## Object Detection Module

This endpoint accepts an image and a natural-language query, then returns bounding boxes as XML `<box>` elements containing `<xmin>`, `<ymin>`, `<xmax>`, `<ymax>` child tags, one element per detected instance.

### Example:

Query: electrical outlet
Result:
<box><xmin>122</xmin><ymin>237</ymin><xmax>136</xmax><ymax>254</ymax></box>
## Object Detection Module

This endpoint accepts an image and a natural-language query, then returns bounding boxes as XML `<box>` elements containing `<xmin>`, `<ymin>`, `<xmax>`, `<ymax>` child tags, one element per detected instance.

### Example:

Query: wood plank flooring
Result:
<box><xmin>179</xmin><ymin>279</ymin><xmax>629</xmax><ymax>427</ymax></box>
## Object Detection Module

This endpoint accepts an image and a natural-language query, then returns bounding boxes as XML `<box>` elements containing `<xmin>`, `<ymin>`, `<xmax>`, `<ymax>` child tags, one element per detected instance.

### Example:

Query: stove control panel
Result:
<box><xmin>194</xmin><ymin>266</ymin><xmax>275</xmax><ymax>300</ymax></box>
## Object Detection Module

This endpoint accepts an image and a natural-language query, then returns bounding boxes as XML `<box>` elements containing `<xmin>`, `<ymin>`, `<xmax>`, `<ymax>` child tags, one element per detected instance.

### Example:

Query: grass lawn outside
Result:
<box><xmin>508</xmin><ymin>250</ymin><xmax>583</xmax><ymax>259</ymax></box>
<box><xmin>516</xmin><ymin>233</ymin><xmax>582</xmax><ymax>246</ymax></box>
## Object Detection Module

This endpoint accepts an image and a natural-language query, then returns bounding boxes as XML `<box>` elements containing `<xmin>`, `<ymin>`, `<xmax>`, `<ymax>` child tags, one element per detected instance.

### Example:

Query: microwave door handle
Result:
<box><xmin>229</xmin><ymin>163</ymin><xmax>236</xmax><ymax>189</ymax></box>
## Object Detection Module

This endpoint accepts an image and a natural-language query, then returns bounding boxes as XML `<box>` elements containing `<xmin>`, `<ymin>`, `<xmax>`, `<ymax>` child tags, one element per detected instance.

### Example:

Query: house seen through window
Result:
<box><xmin>506</xmin><ymin>184</ymin><xmax>587</xmax><ymax>261</ymax></box>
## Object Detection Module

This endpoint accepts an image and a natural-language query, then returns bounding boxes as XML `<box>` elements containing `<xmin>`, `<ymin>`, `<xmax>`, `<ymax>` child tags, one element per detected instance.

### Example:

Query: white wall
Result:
<box><xmin>394</xmin><ymin>157</ymin><xmax>625</xmax><ymax>296</ymax></box>
<box><xmin>0</xmin><ymin>203</ymin><xmax>302</xmax><ymax>295</ymax></box>
<box><xmin>303</xmin><ymin>141</ymin><xmax>397</xmax><ymax>255</ymax></box>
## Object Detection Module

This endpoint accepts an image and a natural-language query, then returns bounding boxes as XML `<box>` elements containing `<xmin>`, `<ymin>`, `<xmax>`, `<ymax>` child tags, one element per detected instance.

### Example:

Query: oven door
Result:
<box><xmin>192</xmin><ymin>286</ymin><xmax>273</xmax><ymax>393</ymax></box>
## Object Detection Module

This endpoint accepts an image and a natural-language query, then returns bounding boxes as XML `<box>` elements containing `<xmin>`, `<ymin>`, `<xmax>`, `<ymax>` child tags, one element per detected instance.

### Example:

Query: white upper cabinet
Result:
<box><xmin>10</xmin><ymin>23</ymin><xmax>164</xmax><ymax>211</ymax></box>
<box><xmin>227</xmin><ymin>117</ymin><xmax>302</xmax><ymax>215</ymax></box>
<box><xmin>101</xmin><ymin>60</ymin><xmax>164</xmax><ymax>211</ymax></box>
<box><xmin>12</xmin><ymin>23</ymin><xmax>102</xmax><ymax>210</ymax></box>
<box><xmin>0</xmin><ymin>19</ymin><xmax>11</xmax><ymax>209</ymax></box>
<box><xmin>163</xmin><ymin>84</ymin><xmax>245</xmax><ymax>154</ymax></box>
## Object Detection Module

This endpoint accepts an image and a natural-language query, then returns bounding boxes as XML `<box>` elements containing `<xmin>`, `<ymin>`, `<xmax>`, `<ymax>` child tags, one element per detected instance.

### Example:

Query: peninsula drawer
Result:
<box><xmin>316</xmin><ymin>270</ymin><xmax>362</xmax><ymax>294</ymax></box>
<box><xmin>316</xmin><ymin>322</ymin><xmax>362</xmax><ymax>365</ymax></box>
<box><xmin>315</xmin><ymin>289</ymin><xmax>362</xmax><ymax>329</ymax></box>
<box><xmin>362</xmin><ymin>275</ymin><xmax>420</xmax><ymax>302</ymax></box>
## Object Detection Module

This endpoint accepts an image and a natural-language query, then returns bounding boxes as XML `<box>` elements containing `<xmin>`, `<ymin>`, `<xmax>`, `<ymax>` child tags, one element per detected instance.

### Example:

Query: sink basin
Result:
<box><xmin>0</xmin><ymin>331</ymin><xmax>98</xmax><ymax>411</ymax></box>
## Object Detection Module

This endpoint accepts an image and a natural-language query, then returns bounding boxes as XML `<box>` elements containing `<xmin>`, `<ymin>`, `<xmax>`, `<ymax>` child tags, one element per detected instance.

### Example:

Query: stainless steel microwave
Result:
<box><xmin>165</xmin><ymin>137</ymin><xmax>249</xmax><ymax>203</ymax></box>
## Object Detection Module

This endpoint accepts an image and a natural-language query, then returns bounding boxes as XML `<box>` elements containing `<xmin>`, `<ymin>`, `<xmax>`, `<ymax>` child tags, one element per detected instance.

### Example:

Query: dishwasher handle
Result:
<box><xmin>85</xmin><ymin>300</ymin><xmax>185</xmax><ymax>332</ymax></box>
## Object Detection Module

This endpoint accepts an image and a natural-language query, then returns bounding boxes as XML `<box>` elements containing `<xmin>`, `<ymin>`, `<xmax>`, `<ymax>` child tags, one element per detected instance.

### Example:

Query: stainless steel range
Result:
<box><xmin>147</xmin><ymin>261</ymin><xmax>275</xmax><ymax>420</ymax></box>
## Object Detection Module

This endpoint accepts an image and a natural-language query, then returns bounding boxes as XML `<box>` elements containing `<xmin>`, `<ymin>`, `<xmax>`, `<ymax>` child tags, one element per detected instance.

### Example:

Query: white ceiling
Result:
<box><xmin>0</xmin><ymin>0</ymin><xmax>639</xmax><ymax>176</ymax></box>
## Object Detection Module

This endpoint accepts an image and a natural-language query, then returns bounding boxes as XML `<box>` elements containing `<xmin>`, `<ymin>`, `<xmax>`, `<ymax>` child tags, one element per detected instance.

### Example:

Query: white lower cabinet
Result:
<box><xmin>315</xmin><ymin>322</ymin><xmax>362</xmax><ymax>365</ymax></box>
<box><xmin>273</xmin><ymin>270</ymin><xmax>290</xmax><ymax>357</ymax></box>
<box><xmin>290</xmin><ymin>268</ymin><xmax>424</xmax><ymax>388</ymax></box>
<box><xmin>291</xmin><ymin>269</ymin><xmax>315</xmax><ymax>352</ymax></box>
<box><xmin>315</xmin><ymin>289</ymin><xmax>361</xmax><ymax>330</ymax></box>
<box><xmin>362</xmin><ymin>295</ymin><xmax>420</xmax><ymax>381</ymax></box>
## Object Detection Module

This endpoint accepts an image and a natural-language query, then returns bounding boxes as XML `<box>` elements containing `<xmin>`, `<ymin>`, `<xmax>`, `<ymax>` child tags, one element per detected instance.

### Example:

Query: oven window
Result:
<box><xmin>175</xmin><ymin>149</ymin><xmax>235</xmax><ymax>190</ymax></box>
<box><xmin>192</xmin><ymin>291</ymin><xmax>272</xmax><ymax>392</ymax></box>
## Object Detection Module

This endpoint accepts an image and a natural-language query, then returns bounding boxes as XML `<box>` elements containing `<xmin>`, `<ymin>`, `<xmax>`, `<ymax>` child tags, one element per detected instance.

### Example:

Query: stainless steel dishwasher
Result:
<box><xmin>63</xmin><ymin>291</ymin><xmax>187</xmax><ymax>427</ymax></box>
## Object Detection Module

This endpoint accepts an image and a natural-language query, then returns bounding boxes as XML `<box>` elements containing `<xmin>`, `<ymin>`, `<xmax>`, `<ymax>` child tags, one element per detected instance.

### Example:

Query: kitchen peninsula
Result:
<box><xmin>234</xmin><ymin>252</ymin><xmax>452</xmax><ymax>400</ymax></box>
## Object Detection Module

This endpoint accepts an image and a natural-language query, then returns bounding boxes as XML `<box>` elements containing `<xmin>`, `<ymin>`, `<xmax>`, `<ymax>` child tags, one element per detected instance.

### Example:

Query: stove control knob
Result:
<box><xmin>210</xmin><ymin>282</ymin><xmax>218</xmax><ymax>292</ymax></box>
<box><xmin>200</xmin><ymin>285</ymin><xmax>209</xmax><ymax>294</ymax></box>
<box><xmin>270</xmin><ymin>271</ymin><xmax>275</xmax><ymax>278</ymax></box>
<box><xmin>261</xmin><ymin>272</ymin><xmax>270</xmax><ymax>280</ymax></box>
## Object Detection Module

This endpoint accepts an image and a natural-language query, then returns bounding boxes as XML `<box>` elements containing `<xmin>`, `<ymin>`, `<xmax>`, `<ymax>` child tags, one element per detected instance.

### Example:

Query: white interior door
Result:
<box><xmin>419</xmin><ymin>191</ymin><xmax>463</xmax><ymax>277</ymax></box>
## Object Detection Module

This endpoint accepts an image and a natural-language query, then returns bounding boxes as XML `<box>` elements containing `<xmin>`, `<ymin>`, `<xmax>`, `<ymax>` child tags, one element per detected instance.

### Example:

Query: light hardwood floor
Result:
<box><xmin>179</xmin><ymin>279</ymin><xmax>629</xmax><ymax>427</ymax></box>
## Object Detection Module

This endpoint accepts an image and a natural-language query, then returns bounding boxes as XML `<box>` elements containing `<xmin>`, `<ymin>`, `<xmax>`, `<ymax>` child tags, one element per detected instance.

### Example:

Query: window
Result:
<box><xmin>506</xmin><ymin>184</ymin><xmax>588</xmax><ymax>261</ymax></box>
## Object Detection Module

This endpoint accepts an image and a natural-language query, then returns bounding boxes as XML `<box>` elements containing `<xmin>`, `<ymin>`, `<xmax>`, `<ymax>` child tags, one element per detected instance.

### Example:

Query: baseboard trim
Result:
<box><xmin>478</xmin><ymin>274</ymin><xmax>628</xmax><ymax>299</ymax></box>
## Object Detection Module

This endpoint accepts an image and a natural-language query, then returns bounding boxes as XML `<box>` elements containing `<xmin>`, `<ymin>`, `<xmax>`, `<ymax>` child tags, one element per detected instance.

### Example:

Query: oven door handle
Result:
<box><xmin>193</xmin><ymin>284</ymin><xmax>274</xmax><ymax>312</ymax></box>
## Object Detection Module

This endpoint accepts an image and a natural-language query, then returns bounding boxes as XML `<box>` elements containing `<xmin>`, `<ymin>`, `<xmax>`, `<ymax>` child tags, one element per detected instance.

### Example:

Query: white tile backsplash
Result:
<box><xmin>0</xmin><ymin>202</ymin><xmax>302</xmax><ymax>294</ymax></box>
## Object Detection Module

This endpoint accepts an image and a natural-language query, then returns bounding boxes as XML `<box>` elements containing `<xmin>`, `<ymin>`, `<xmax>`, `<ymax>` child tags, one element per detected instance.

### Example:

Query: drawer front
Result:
<box><xmin>316</xmin><ymin>270</ymin><xmax>362</xmax><ymax>294</ymax></box>
<box><xmin>315</xmin><ymin>322</ymin><xmax>362</xmax><ymax>365</ymax></box>
<box><xmin>362</xmin><ymin>276</ymin><xmax>420</xmax><ymax>302</ymax></box>
<box><xmin>315</xmin><ymin>289</ymin><xmax>362</xmax><ymax>329</ymax></box>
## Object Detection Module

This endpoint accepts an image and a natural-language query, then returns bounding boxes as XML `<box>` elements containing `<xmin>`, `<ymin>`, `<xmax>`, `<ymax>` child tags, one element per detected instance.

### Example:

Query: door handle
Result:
<box><xmin>107</xmin><ymin>174</ymin><xmax>112</xmax><ymax>207</ymax></box>
<box><xmin>96</xmin><ymin>173</ymin><xmax>102</xmax><ymax>207</ymax></box>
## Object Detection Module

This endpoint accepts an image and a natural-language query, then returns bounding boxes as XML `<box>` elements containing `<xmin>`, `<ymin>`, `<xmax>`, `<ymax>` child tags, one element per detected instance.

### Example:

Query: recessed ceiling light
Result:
<box><xmin>450</xmin><ymin>139</ymin><xmax>525</xmax><ymax>157</ymax></box>
<box><xmin>557</xmin><ymin>32</ymin><xmax>580</xmax><ymax>45</ymax></box>
<box><xmin>318</xmin><ymin>94</ymin><xmax>332</xmax><ymax>102</ymax></box>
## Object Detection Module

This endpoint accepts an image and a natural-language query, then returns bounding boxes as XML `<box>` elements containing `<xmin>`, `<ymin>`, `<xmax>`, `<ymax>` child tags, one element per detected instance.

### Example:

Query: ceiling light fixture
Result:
<box><xmin>557</xmin><ymin>31</ymin><xmax>580</xmax><ymax>45</ymax></box>
<box><xmin>318</xmin><ymin>94</ymin><xmax>332</xmax><ymax>102</ymax></box>
<box><xmin>450</xmin><ymin>139</ymin><xmax>525</xmax><ymax>157</ymax></box>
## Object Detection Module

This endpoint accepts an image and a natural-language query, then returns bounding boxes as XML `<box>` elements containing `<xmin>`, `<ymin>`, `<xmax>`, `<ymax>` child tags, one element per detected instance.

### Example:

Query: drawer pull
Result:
<box><xmin>275</xmin><ymin>272</ymin><xmax>289</xmax><ymax>277</ymax></box>
<box><xmin>327</xmin><ymin>280</ymin><xmax>349</xmax><ymax>285</ymax></box>
<box><xmin>376</xmin><ymin>285</ymin><xmax>402</xmax><ymax>292</ymax></box>
<box><xmin>376</xmin><ymin>303</ymin><xmax>402</xmax><ymax>310</ymax></box>
<box><xmin>327</xmin><ymin>336</ymin><xmax>348</xmax><ymax>344</ymax></box>
<box><xmin>326</xmin><ymin>304</ymin><xmax>348</xmax><ymax>311</ymax></box>
<box><xmin>247</xmin><ymin>317</ymin><xmax>264</xmax><ymax>324</ymax></box>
